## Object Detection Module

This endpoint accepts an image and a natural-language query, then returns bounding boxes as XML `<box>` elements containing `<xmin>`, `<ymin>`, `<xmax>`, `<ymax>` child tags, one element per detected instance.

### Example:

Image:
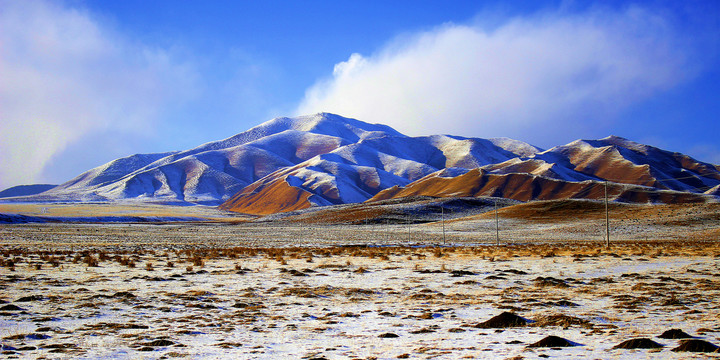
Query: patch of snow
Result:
<box><xmin>488</xmin><ymin>136</ymin><xmax>542</xmax><ymax>156</ymax></box>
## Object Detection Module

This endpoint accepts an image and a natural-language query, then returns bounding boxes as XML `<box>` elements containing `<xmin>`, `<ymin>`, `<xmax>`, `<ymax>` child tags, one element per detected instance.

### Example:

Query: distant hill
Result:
<box><xmin>7</xmin><ymin>113</ymin><xmax>719</xmax><ymax>213</ymax></box>
<box><xmin>368</xmin><ymin>136</ymin><xmax>720</xmax><ymax>205</ymax></box>
<box><xmin>0</xmin><ymin>184</ymin><xmax>57</xmax><ymax>198</ymax></box>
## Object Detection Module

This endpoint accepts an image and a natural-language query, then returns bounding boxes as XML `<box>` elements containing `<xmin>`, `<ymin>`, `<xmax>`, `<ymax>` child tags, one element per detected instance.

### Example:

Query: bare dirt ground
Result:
<box><xmin>1</xmin><ymin>220</ymin><xmax>720</xmax><ymax>359</ymax></box>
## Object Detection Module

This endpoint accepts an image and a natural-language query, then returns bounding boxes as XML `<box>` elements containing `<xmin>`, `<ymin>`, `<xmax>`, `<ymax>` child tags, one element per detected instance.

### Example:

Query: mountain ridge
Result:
<box><xmin>3</xmin><ymin>113</ymin><xmax>718</xmax><ymax>213</ymax></box>
<box><xmin>0</xmin><ymin>184</ymin><xmax>57</xmax><ymax>198</ymax></box>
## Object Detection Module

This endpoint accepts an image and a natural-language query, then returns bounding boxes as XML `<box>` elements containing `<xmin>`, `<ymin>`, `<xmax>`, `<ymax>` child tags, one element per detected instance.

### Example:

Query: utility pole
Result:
<box><xmin>605</xmin><ymin>181</ymin><xmax>610</xmax><ymax>248</ymax></box>
<box><xmin>407</xmin><ymin>213</ymin><xmax>411</xmax><ymax>243</ymax></box>
<box><xmin>495</xmin><ymin>200</ymin><xmax>500</xmax><ymax>246</ymax></box>
<box><xmin>442</xmin><ymin>207</ymin><xmax>446</xmax><ymax>245</ymax></box>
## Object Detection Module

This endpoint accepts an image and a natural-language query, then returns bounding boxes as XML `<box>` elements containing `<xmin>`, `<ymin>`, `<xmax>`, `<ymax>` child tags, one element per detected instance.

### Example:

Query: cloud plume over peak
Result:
<box><xmin>296</xmin><ymin>6</ymin><xmax>704</xmax><ymax>146</ymax></box>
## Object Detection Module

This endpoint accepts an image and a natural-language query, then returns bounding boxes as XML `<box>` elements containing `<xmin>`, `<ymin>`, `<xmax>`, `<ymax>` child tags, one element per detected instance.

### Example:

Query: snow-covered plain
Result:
<box><xmin>1</xmin><ymin>223</ymin><xmax>719</xmax><ymax>359</ymax></box>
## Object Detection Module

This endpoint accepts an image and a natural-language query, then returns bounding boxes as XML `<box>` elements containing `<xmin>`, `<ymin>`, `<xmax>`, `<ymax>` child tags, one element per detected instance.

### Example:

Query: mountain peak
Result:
<box><xmin>550</xmin><ymin>136</ymin><xmax>649</xmax><ymax>154</ymax></box>
<box><xmin>246</xmin><ymin>112</ymin><xmax>404</xmax><ymax>143</ymax></box>
<box><xmin>8</xmin><ymin>115</ymin><xmax>720</xmax><ymax>209</ymax></box>
<box><xmin>602</xmin><ymin>135</ymin><xmax>630</xmax><ymax>142</ymax></box>
<box><xmin>297</xmin><ymin>112</ymin><xmax>405</xmax><ymax>140</ymax></box>
<box><xmin>597</xmin><ymin>135</ymin><xmax>649</xmax><ymax>153</ymax></box>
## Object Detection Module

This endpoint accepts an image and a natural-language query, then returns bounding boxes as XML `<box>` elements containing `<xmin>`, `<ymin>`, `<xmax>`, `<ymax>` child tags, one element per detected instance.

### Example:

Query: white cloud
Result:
<box><xmin>0</xmin><ymin>0</ymin><xmax>196</xmax><ymax>189</ymax></box>
<box><xmin>296</xmin><ymin>6</ymin><xmax>699</xmax><ymax>146</ymax></box>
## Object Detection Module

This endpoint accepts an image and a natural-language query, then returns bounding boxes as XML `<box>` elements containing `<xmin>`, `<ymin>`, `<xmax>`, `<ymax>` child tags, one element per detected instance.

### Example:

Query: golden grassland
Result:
<box><xmin>0</xmin><ymin>202</ymin><xmax>252</xmax><ymax>222</ymax></box>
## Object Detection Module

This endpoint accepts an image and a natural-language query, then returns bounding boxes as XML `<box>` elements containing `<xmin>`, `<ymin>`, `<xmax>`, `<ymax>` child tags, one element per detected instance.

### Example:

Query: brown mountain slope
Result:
<box><xmin>219</xmin><ymin>175</ymin><xmax>314</xmax><ymax>215</ymax></box>
<box><xmin>474</xmin><ymin>199</ymin><xmax>720</xmax><ymax>226</ymax></box>
<box><xmin>567</xmin><ymin>145</ymin><xmax>657</xmax><ymax>187</ymax></box>
<box><xmin>368</xmin><ymin>169</ymin><xmax>712</xmax><ymax>204</ymax></box>
<box><xmin>541</xmin><ymin>137</ymin><xmax>720</xmax><ymax>189</ymax></box>
<box><xmin>218</xmin><ymin>134</ymin><xmax>719</xmax><ymax>215</ymax></box>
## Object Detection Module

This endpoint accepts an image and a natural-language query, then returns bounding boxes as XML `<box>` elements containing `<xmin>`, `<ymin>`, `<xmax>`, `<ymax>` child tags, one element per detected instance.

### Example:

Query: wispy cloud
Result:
<box><xmin>0</xmin><ymin>0</ymin><xmax>196</xmax><ymax>189</ymax></box>
<box><xmin>296</xmin><ymin>6</ymin><xmax>705</xmax><ymax>146</ymax></box>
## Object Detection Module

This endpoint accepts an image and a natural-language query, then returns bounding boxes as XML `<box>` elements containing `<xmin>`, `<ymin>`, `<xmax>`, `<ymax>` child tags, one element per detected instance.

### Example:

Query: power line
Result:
<box><xmin>605</xmin><ymin>181</ymin><xmax>610</xmax><ymax>248</ymax></box>
<box><xmin>603</xmin><ymin>182</ymin><xmax>718</xmax><ymax>195</ymax></box>
<box><xmin>602</xmin><ymin>173</ymin><xmax>720</xmax><ymax>182</ymax></box>
<box><xmin>441</xmin><ymin>206</ymin><xmax>446</xmax><ymax>245</ymax></box>
<box><xmin>491</xmin><ymin>171</ymin><xmax>720</xmax><ymax>194</ymax></box>
<box><xmin>494</xmin><ymin>200</ymin><xmax>499</xmax><ymax>246</ymax></box>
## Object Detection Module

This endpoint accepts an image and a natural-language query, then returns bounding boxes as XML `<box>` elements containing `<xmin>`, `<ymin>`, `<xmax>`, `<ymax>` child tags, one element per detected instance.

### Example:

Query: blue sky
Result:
<box><xmin>1</xmin><ymin>0</ymin><xmax>719</xmax><ymax>189</ymax></box>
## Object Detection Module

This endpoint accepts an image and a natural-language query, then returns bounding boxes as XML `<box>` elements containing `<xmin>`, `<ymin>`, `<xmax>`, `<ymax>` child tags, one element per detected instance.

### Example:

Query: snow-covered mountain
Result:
<box><xmin>218</xmin><ymin>134</ymin><xmax>539</xmax><ymax>214</ymax></box>
<box><xmin>222</xmin><ymin>134</ymin><xmax>720</xmax><ymax>213</ymax></box>
<box><xmin>13</xmin><ymin>114</ymin><xmax>402</xmax><ymax>204</ymax></box>
<box><xmin>7</xmin><ymin>113</ymin><xmax>719</xmax><ymax>212</ymax></box>
<box><xmin>11</xmin><ymin>113</ymin><xmax>533</xmax><ymax>206</ymax></box>
<box><xmin>369</xmin><ymin>136</ymin><xmax>720</xmax><ymax>205</ymax></box>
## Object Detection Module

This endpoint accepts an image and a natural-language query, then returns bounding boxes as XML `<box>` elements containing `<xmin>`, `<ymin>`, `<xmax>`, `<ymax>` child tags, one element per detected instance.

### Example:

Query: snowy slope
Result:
<box><xmin>20</xmin><ymin>113</ymin><xmax>402</xmax><ymax>204</ymax></box>
<box><xmin>530</xmin><ymin>136</ymin><xmax>720</xmax><ymax>191</ymax></box>
<box><xmin>368</xmin><ymin>136</ymin><xmax>720</xmax><ymax>205</ymax></box>
<box><xmin>10</xmin><ymin>114</ymin><xmax>718</xmax><ymax>212</ymax></box>
<box><xmin>220</xmin><ymin>133</ymin><xmax>539</xmax><ymax>213</ymax></box>
<box><xmin>15</xmin><ymin>113</ymin><xmax>541</xmax><ymax>207</ymax></box>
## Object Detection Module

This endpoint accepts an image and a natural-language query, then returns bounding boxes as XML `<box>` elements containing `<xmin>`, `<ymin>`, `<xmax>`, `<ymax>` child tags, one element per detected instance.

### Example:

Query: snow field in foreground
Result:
<box><xmin>1</xmin><ymin>231</ymin><xmax>719</xmax><ymax>359</ymax></box>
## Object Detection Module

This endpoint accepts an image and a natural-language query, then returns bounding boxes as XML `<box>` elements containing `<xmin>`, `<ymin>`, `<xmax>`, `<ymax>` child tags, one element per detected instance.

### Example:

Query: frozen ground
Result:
<box><xmin>0</xmin><ymin>224</ymin><xmax>719</xmax><ymax>359</ymax></box>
